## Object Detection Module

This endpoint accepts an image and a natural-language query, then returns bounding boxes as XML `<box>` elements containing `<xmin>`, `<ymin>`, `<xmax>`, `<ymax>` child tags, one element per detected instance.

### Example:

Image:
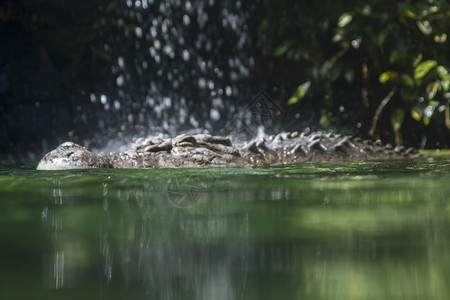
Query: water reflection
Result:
<box><xmin>39</xmin><ymin>167</ymin><xmax>450</xmax><ymax>299</ymax></box>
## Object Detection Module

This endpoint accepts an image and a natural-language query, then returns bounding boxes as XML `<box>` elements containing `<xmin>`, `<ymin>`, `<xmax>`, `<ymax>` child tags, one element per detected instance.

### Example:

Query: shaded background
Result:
<box><xmin>1</xmin><ymin>0</ymin><xmax>449</xmax><ymax>163</ymax></box>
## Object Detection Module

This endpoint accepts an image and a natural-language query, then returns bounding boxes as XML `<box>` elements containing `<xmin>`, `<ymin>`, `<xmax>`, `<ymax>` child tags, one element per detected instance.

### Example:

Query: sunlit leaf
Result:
<box><xmin>287</xmin><ymin>81</ymin><xmax>311</xmax><ymax>106</ymax></box>
<box><xmin>361</xmin><ymin>5</ymin><xmax>371</xmax><ymax>15</ymax></box>
<box><xmin>338</xmin><ymin>13</ymin><xmax>352</xmax><ymax>28</ymax></box>
<box><xmin>413</xmin><ymin>53</ymin><xmax>423</xmax><ymax>67</ymax></box>
<box><xmin>426</xmin><ymin>81</ymin><xmax>440</xmax><ymax>100</ymax></box>
<box><xmin>425</xmin><ymin>6</ymin><xmax>439</xmax><ymax>15</ymax></box>
<box><xmin>287</xmin><ymin>97</ymin><xmax>299</xmax><ymax>106</ymax></box>
<box><xmin>405</xmin><ymin>10</ymin><xmax>417</xmax><ymax>18</ymax></box>
<box><xmin>398</xmin><ymin>2</ymin><xmax>418</xmax><ymax>19</ymax></box>
<box><xmin>423</xmin><ymin>101</ymin><xmax>438</xmax><ymax>126</ymax></box>
<box><xmin>417</xmin><ymin>20</ymin><xmax>432</xmax><ymax>35</ymax></box>
<box><xmin>436</xmin><ymin>66</ymin><xmax>450</xmax><ymax>81</ymax></box>
<box><xmin>434</xmin><ymin>33</ymin><xmax>447</xmax><ymax>43</ymax></box>
<box><xmin>411</xmin><ymin>104</ymin><xmax>424</xmax><ymax>121</ymax></box>
<box><xmin>414</xmin><ymin>60</ymin><xmax>437</xmax><ymax>80</ymax></box>
<box><xmin>379</xmin><ymin>71</ymin><xmax>398</xmax><ymax>83</ymax></box>
<box><xmin>441</xmin><ymin>80</ymin><xmax>450</xmax><ymax>92</ymax></box>
<box><xmin>332</xmin><ymin>33</ymin><xmax>343</xmax><ymax>43</ymax></box>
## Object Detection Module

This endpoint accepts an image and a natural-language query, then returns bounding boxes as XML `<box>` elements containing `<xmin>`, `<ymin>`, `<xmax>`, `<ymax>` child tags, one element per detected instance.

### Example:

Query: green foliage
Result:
<box><xmin>287</xmin><ymin>81</ymin><xmax>311</xmax><ymax>106</ymax></box>
<box><xmin>259</xmin><ymin>0</ymin><xmax>450</xmax><ymax>147</ymax></box>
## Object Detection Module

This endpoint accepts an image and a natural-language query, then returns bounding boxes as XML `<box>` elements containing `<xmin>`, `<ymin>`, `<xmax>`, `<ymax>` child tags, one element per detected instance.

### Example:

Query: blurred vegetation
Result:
<box><xmin>258</xmin><ymin>0</ymin><xmax>450</xmax><ymax>148</ymax></box>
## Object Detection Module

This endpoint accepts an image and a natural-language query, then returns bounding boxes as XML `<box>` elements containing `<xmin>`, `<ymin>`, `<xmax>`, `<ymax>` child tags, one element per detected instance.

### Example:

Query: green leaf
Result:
<box><xmin>274</xmin><ymin>43</ymin><xmax>290</xmax><ymax>57</ymax></box>
<box><xmin>361</xmin><ymin>5</ymin><xmax>371</xmax><ymax>15</ymax></box>
<box><xmin>414</xmin><ymin>60</ymin><xmax>437</xmax><ymax>80</ymax></box>
<box><xmin>426</xmin><ymin>81</ymin><xmax>440</xmax><ymax>100</ymax></box>
<box><xmin>405</xmin><ymin>10</ymin><xmax>417</xmax><ymax>18</ymax></box>
<box><xmin>398</xmin><ymin>2</ymin><xmax>418</xmax><ymax>19</ymax></box>
<box><xmin>441</xmin><ymin>80</ymin><xmax>450</xmax><ymax>92</ymax></box>
<box><xmin>423</xmin><ymin>101</ymin><xmax>439</xmax><ymax>126</ymax></box>
<box><xmin>320</xmin><ymin>109</ymin><xmax>330</xmax><ymax>127</ymax></box>
<box><xmin>434</xmin><ymin>33</ymin><xmax>447</xmax><ymax>43</ymax></box>
<box><xmin>401</xmin><ymin>74</ymin><xmax>414</xmax><ymax>87</ymax></box>
<box><xmin>379</xmin><ymin>71</ymin><xmax>399</xmax><ymax>83</ymax></box>
<box><xmin>391</xmin><ymin>108</ymin><xmax>405</xmax><ymax>131</ymax></box>
<box><xmin>411</xmin><ymin>104</ymin><xmax>424</xmax><ymax>121</ymax></box>
<box><xmin>389</xmin><ymin>47</ymin><xmax>406</xmax><ymax>64</ymax></box>
<box><xmin>332</xmin><ymin>33</ymin><xmax>343</xmax><ymax>43</ymax></box>
<box><xmin>436</xmin><ymin>66</ymin><xmax>450</xmax><ymax>81</ymax></box>
<box><xmin>338</xmin><ymin>13</ymin><xmax>352</xmax><ymax>28</ymax></box>
<box><xmin>376</xmin><ymin>29</ymin><xmax>390</xmax><ymax>47</ymax></box>
<box><xmin>417</xmin><ymin>20</ymin><xmax>432</xmax><ymax>35</ymax></box>
<box><xmin>287</xmin><ymin>97</ymin><xmax>299</xmax><ymax>106</ymax></box>
<box><xmin>287</xmin><ymin>81</ymin><xmax>311</xmax><ymax>106</ymax></box>
<box><xmin>413</xmin><ymin>53</ymin><xmax>423</xmax><ymax>67</ymax></box>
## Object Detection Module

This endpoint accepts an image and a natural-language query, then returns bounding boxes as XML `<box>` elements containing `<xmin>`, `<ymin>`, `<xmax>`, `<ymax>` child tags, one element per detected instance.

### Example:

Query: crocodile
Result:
<box><xmin>36</xmin><ymin>131</ymin><xmax>419</xmax><ymax>170</ymax></box>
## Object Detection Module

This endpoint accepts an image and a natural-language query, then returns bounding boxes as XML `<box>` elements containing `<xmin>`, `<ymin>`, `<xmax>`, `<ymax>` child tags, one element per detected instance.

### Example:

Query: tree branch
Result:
<box><xmin>368</xmin><ymin>87</ymin><xmax>396</xmax><ymax>136</ymax></box>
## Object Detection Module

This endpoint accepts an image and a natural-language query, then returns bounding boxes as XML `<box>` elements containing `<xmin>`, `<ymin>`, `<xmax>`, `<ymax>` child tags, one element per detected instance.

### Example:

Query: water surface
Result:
<box><xmin>0</xmin><ymin>159</ymin><xmax>449</xmax><ymax>299</ymax></box>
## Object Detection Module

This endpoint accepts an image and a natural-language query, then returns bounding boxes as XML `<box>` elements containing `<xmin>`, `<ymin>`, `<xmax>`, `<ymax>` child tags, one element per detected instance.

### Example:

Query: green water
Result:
<box><xmin>0</xmin><ymin>159</ymin><xmax>449</xmax><ymax>300</ymax></box>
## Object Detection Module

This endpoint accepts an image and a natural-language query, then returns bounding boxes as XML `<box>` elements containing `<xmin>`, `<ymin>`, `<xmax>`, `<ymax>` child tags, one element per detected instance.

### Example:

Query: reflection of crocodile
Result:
<box><xmin>36</xmin><ymin>132</ymin><xmax>419</xmax><ymax>170</ymax></box>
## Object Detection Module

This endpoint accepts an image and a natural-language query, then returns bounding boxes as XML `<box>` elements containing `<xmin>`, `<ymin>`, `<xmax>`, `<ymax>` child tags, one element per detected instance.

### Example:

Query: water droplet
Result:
<box><xmin>163</xmin><ymin>44</ymin><xmax>173</xmax><ymax>57</ymax></box>
<box><xmin>351</xmin><ymin>38</ymin><xmax>361</xmax><ymax>49</ymax></box>
<box><xmin>114</xmin><ymin>100</ymin><xmax>121</xmax><ymax>110</ymax></box>
<box><xmin>150</xmin><ymin>27</ymin><xmax>157</xmax><ymax>37</ymax></box>
<box><xmin>163</xmin><ymin>97</ymin><xmax>171</xmax><ymax>108</ymax></box>
<box><xmin>225</xmin><ymin>86</ymin><xmax>232</xmax><ymax>96</ymax></box>
<box><xmin>149</xmin><ymin>47</ymin><xmax>156</xmax><ymax>57</ymax></box>
<box><xmin>183</xmin><ymin>14</ymin><xmax>190</xmax><ymax>26</ymax></box>
<box><xmin>101</xmin><ymin>94</ymin><xmax>107</xmax><ymax>104</ymax></box>
<box><xmin>185</xmin><ymin>1</ymin><xmax>192</xmax><ymax>12</ymax></box>
<box><xmin>190</xmin><ymin>115</ymin><xmax>199</xmax><ymax>127</ymax></box>
<box><xmin>198</xmin><ymin>78</ymin><xmax>206</xmax><ymax>89</ymax></box>
<box><xmin>118</xmin><ymin>57</ymin><xmax>125</xmax><ymax>68</ymax></box>
<box><xmin>182</xmin><ymin>49</ymin><xmax>190</xmax><ymax>61</ymax></box>
<box><xmin>90</xmin><ymin>93</ymin><xmax>97</xmax><ymax>103</ymax></box>
<box><xmin>210</xmin><ymin>108</ymin><xmax>220</xmax><ymax>121</ymax></box>
<box><xmin>116</xmin><ymin>75</ymin><xmax>125</xmax><ymax>87</ymax></box>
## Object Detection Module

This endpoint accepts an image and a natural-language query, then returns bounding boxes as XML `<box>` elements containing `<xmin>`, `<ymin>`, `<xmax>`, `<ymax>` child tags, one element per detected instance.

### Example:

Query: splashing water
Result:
<box><xmin>77</xmin><ymin>0</ymin><xmax>264</xmax><ymax>152</ymax></box>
